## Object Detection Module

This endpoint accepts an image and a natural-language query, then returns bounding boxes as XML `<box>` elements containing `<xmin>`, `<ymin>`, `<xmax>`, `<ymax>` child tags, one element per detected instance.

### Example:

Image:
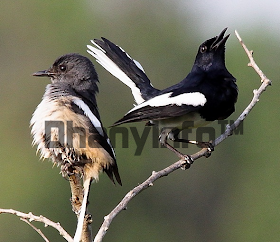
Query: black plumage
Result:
<box><xmin>88</xmin><ymin>28</ymin><xmax>238</xmax><ymax>162</ymax></box>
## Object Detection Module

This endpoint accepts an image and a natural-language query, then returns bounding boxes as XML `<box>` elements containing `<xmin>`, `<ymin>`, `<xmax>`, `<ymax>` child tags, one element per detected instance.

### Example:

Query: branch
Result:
<box><xmin>20</xmin><ymin>218</ymin><xmax>50</xmax><ymax>242</ymax></box>
<box><xmin>214</xmin><ymin>30</ymin><xmax>272</xmax><ymax>146</ymax></box>
<box><xmin>68</xmin><ymin>172</ymin><xmax>93</xmax><ymax>242</ymax></box>
<box><xmin>93</xmin><ymin>30</ymin><xmax>272</xmax><ymax>242</ymax></box>
<box><xmin>69</xmin><ymin>173</ymin><xmax>84</xmax><ymax>216</ymax></box>
<box><xmin>0</xmin><ymin>208</ymin><xmax>73</xmax><ymax>242</ymax></box>
<box><xmin>235</xmin><ymin>30</ymin><xmax>270</xmax><ymax>83</ymax></box>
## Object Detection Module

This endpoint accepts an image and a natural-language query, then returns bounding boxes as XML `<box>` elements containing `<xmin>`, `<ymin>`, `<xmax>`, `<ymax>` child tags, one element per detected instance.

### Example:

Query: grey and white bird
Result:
<box><xmin>30</xmin><ymin>53</ymin><xmax>121</xmax><ymax>242</ymax></box>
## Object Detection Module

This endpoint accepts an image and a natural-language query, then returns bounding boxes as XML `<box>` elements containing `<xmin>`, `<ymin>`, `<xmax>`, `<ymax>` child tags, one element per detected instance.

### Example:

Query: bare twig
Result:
<box><xmin>81</xmin><ymin>213</ymin><xmax>93</xmax><ymax>242</ymax></box>
<box><xmin>214</xmin><ymin>30</ymin><xmax>272</xmax><ymax>146</ymax></box>
<box><xmin>235</xmin><ymin>30</ymin><xmax>271</xmax><ymax>84</ymax></box>
<box><xmin>93</xmin><ymin>30</ymin><xmax>272</xmax><ymax>242</ymax></box>
<box><xmin>69</xmin><ymin>172</ymin><xmax>93</xmax><ymax>242</ymax></box>
<box><xmin>20</xmin><ymin>218</ymin><xmax>50</xmax><ymax>242</ymax></box>
<box><xmin>0</xmin><ymin>208</ymin><xmax>73</xmax><ymax>242</ymax></box>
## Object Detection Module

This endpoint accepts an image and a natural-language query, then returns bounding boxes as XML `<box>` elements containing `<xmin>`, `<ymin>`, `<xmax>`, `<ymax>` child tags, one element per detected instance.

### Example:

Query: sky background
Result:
<box><xmin>0</xmin><ymin>1</ymin><xmax>279</xmax><ymax>242</ymax></box>
<box><xmin>185</xmin><ymin>0</ymin><xmax>280</xmax><ymax>34</ymax></box>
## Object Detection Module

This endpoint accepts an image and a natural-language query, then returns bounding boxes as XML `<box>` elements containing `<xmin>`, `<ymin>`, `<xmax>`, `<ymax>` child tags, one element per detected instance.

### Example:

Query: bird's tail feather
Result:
<box><xmin>87</xmin><ymin>38</ymin><xmax>159</xmax><ymax>104</ymax></box>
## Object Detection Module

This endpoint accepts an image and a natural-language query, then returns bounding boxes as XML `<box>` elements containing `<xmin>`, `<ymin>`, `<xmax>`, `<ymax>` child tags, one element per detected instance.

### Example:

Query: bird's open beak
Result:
<box><xmin>210</xmin><ymin>28</ymin><xmax>230</xmax><ymax>50</ymax></box>
<box><xmin>33</xmin><ymin>70</ymin><xmax>55</xmax><ymax>77</ymax></box>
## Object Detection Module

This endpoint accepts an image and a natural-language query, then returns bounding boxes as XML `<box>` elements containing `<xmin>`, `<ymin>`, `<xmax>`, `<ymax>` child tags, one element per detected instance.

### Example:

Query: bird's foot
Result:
<box><xmin>61</xmin><ymin>162</ymin><xmax>76</xmax><ymax>178</ymax></box>
<box><xmin>181</xmin><ymin>155</ymin><xmax>194</xmax><ymax>170</ymax></box>
<box><xmin>196</xmin><ymin>141</ymin><xmax>214</xmax><ymax>158</ymax></box>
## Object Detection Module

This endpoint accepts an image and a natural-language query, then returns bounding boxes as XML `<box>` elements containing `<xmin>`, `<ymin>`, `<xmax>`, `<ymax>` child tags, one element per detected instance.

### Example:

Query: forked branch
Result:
<box><xmin>0</xmin><ymin>208</ymin><xmax>73</xmax><ymax>242</ymax></box>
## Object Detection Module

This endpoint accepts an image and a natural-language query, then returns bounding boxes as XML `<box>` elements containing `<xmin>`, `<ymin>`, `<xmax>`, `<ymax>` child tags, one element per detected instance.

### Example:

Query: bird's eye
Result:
<box><xmin>200</xmin><ymin>45</ymin><xmax>207</xmax><ymax>53</ymax></box>
<box><xmin>59</xmin><ymin>65</ymin><xmax>66</xmax><ymax>72</ymax></box>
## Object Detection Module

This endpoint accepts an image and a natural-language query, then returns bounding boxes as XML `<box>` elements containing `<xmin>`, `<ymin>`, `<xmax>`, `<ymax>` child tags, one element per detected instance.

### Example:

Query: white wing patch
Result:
<box><xmin>129</xmin><ymin>92</ymin><xmax>207</xmax><ymax>113</ymax></box>
<box><xmin>107</xmin><ymin>137</ymin><xmax>116</xmax><ymax>159</ymax></box>
<box><xmin>87</xmin><ymin>42</ymin><xmax>145</xmax><ymax>104</ymax></box>
<box><xmin>72</xmin><ymin>98</ymin><xmax>116</xmax><ymax>158</ymax></box>
<box><xmin>72</xmin><ymin>98</ymin><xmax>104</xmax><ymax>137</ymax></box>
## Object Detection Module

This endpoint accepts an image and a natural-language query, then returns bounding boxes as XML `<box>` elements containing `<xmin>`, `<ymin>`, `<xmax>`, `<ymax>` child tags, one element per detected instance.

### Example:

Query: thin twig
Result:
<box><xmin>69</xmin><ymin>172</ymin><xmax>93</xmax><ymax>242</ymax></box>
<box><xmin>20</xmin><ymin>218</ymin><xmax>50</xmax><ymax>242</ymax></box>
<box><xmin>0</xmin><ymin>208</ymin><xmax>73</xmax><ymax>242</ymax></box>
<box><xmin>214</xmin><ymin>30</ymin><xmax>272</xmax><ymax>146</ymax></box>
<box><xmin>235</xmin><ymin>30</ymin><xmax>271</xmax><ymax>84</ymax></box>
<box><xmin>93</xmin><ymin>30</ymin><xmax>272</xmax><ymax>242</ymax></box>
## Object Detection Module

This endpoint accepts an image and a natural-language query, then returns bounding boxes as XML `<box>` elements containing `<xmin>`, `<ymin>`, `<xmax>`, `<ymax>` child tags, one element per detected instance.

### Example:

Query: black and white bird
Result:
<box><xmin>87</xmin><ymin>28</ymin><xmax>238</xmax><ymax>164</ymax></box>
<box><xmin>30</xmin><ymin>53</ymin><xmax>121</xmax><ymax>242</ymax></box>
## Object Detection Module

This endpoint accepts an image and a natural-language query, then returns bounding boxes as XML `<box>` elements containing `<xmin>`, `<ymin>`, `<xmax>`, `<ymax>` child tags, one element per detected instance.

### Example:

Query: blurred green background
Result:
<box><xmin>0</xmin><ymin>1</ymin><xmax>279</xmax><ymax>241</ymax></box>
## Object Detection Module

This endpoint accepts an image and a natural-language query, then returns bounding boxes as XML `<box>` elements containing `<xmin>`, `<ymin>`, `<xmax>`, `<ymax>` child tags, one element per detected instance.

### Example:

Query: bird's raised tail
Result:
<box><xmin>87</xmin><ymin>38</ymin><xmax>159</xmax><ymax>104</ymax></box>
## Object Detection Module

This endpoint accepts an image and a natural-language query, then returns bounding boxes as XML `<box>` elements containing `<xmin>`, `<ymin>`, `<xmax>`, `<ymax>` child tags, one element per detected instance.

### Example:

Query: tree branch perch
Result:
<box><xmin>0</xmin><ymin>208</ymin><xmax>73</xmax><ymax>242</ymax></box>
<box><xmin>20</xmin><ymin>218</ymin><xmax>50</xmax><ymax>242</ymax></box>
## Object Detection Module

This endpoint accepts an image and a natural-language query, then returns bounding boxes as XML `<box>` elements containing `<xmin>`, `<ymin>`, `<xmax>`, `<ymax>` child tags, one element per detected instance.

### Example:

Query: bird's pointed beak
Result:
<box><xmin>33</xmin><ymin>70</ymin><xmax>55</xmax><ymax>77</ymax></box>
<box><xmin>210</xmin><ymin>28</ymin><xmax>230</xmax><ymax>50</ymax></box>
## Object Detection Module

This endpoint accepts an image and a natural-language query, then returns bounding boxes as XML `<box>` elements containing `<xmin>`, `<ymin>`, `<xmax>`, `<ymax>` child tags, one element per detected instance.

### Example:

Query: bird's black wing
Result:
<box><xmin>112</xmin><ymin>91</ymin><xmax>207</xmax><ymax>126</ymax></box>
<box><xmin>70</xmin><ymin>98</ymin><xmax>122</xmax><ymax>185</ymax></box>
<box><xmin>113</xmin><ymin>105</ymin><xmax>202</xmax><ymax>126</ymax></box>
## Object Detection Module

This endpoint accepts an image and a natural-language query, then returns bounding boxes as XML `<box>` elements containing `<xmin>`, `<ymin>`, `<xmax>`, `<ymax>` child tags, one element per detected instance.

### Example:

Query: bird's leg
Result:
<box><xmin>60</xmin><ymin>148</ymin><xmax>82</xmax><ymax>177</ymax></box>
<box><xmin>159</xmin><ymin>129</ymin><xmax>193</xmax><ymax>169</ymax></box>
<box><xmin>61</xmin><ymin>162</ymin><xmax>75</xmax><ymax>177</ymax></box>
<box><xmin>169</xmin><ymin>131</ymin><xmax>214</xmax><ymax>158</ymax></box>
<box><xmin>175</xmin><ymin>138</ymin><xmax>214</xmax><ymax>151</ymax></box>
<box><xmin>163</xmin><ymin>142</ymin><xmax>194</xmax><ymax>169</ymax></box>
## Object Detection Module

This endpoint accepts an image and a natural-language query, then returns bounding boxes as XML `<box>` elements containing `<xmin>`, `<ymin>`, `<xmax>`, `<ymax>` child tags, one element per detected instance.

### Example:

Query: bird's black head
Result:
<box><xmin>33</xmin><ymin>53</ymin><xmax>99</xmax><ymax>93</ymax></box>
<box><xmin>193</xmin><ymin>28</ymin><xmax>230</xmax><ymax>71</ymax></box>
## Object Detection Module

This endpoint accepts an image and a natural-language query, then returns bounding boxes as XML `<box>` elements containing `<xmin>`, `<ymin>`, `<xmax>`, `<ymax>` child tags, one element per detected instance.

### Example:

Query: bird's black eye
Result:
<box><xmin>200</xmin><ymin>45</ymin><xmax>207</xmax><ymax>53</ymax></box>
<box><xmin>59</xmin><ymin>64</ymin><xmax>66</xmax><ymax>72</ymax></box>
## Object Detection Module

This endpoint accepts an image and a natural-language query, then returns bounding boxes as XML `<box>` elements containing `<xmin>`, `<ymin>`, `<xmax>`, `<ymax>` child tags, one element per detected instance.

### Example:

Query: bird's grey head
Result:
<box><xmin>193</xmin><ymin>28</ymin><xmax>230</xmax><ymax>71</ymax></box>
<box><xmin>33</xmin><ymin>53</ymin><xmax>98</xmax><ymax>85</ymax></box>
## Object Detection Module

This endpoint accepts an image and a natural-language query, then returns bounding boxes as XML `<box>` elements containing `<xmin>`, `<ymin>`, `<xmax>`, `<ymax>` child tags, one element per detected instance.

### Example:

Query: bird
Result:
<box><xmin>87</xmin><ymin>28</ymin><xmax>238</xmax><ymax>166</ymax></box>
<box><xmin>30</xmin><ymin>53</ymin><xmax>122</xmax><ymax>242</ymax></box>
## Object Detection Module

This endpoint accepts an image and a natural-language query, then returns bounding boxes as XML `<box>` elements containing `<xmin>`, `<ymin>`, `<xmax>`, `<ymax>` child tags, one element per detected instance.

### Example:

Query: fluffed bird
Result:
<box><xmin>30</xmin><ymin>53</ymin><xmax>121</xmax><ymax>242</ymax></box>
<box><xmin>87</xmin><ymin>28</ymin><xmax>238</xmax><ymax>165</ymax></box>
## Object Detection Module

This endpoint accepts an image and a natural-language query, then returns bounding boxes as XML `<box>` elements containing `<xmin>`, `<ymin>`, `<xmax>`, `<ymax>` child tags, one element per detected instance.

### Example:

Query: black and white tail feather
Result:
<box><xmin>87</xmin><ymin>38</ymin><xmax>160</xmax><ymax>105</ymax></box>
